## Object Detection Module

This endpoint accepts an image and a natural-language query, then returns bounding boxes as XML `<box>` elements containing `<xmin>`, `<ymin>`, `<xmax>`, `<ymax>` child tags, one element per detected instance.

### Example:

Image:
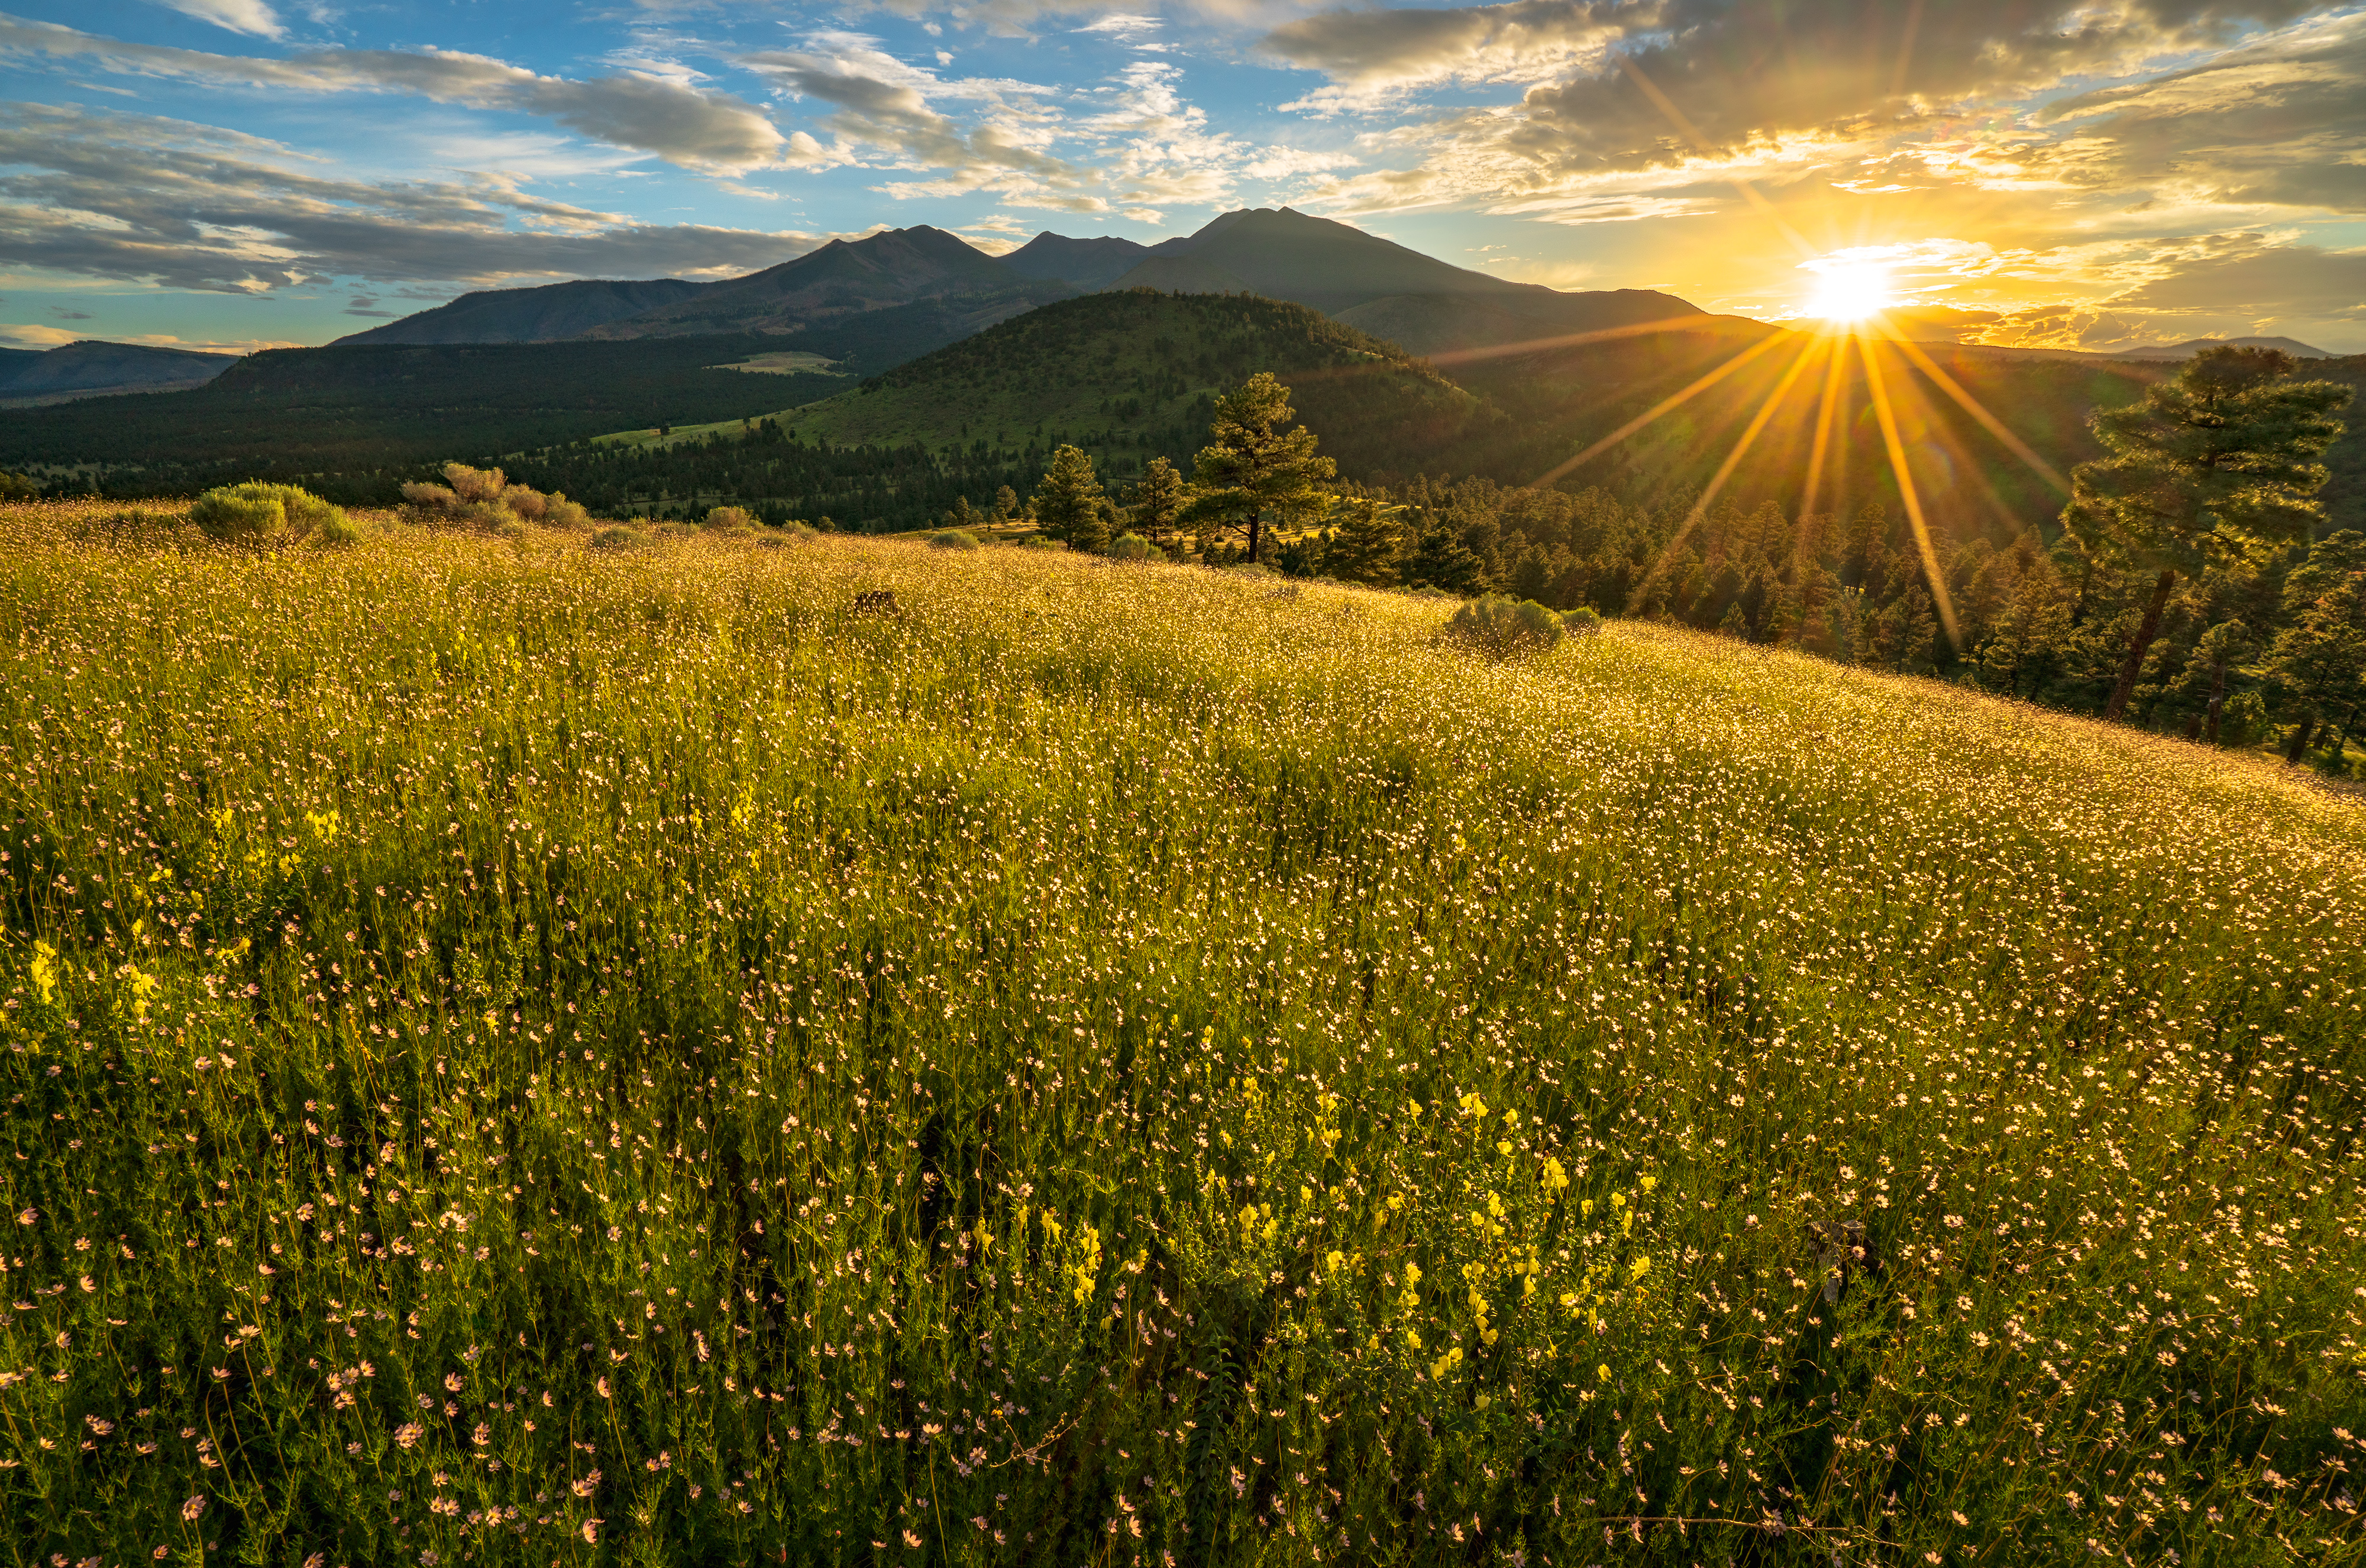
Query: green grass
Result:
<box><xmin>2</xmin><ymin>499</ymin><xmax>2364</xmax><ymax>1566</ymax></box>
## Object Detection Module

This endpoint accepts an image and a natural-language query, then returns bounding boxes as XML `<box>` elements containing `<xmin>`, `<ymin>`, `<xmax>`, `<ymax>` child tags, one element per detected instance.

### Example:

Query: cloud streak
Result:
<box><xmin>0</xmin><ymin>101</ymin><xmax>821</xmax><ymax>293</ymax></box>
<box><xmin>0</xmin><ymin>12</ymin><xmax>788</xmax><ymax>170</ymax></box>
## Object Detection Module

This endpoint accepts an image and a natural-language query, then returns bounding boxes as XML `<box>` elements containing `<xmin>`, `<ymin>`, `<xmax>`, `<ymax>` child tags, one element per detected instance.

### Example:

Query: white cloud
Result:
<box><xmin>151</xmin><ymin>0</ymin><xmax>285</xmax><ymax>40</ymax></box>
<box><xmin>0</xmin><ymin>101</ymin><xmax>824</xmax><ymax>293</ymax></box>
<box><xmin>0</xmin><ymin>14</ymin><xmax>788</xmax><ymax>172</ymax></box>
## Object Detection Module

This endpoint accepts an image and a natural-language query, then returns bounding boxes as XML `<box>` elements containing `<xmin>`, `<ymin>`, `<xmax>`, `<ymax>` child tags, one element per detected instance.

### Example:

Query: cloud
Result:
<box><xmin>0</xmin><ymin>321</ymin><xmax>81</xmax><ymax>346</ymax></box>
<box><xmin>2025</xmin><ymin>9</ymin><xmax>2366</xmax><ymax>212</ymax></box>
<box><xmin>152</xmin><ymin>0</ymin><xmax>285</xmax><ymax>40</ymax></box>
<box><xmin>0</xmin><ymin>14</ymin><xmax>788</xmax><ymax>172</ymax></box>
<box><xmin>1265</xmin><ymin>0</ymin><xmax>1626</xmax><ymax>108</ymax></box>
<box><xmin>46</xmin><ymin>305</ymin><xmax>95</xmax><ymax>319</ymax></box>
<box><xmin>0</xmin><ymin>101</ymin><xmax>824</xmax><ymax>293</ymax></box>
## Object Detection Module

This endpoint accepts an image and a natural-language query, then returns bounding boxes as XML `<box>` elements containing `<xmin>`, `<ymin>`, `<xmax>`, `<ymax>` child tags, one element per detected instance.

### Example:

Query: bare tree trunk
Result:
<box><xmin>2205</xmin><ymin>658</ymin><xmax>2228</xmax><ymax>744</ymax></box>
<box><xmin>1247</xmin><ymin>512</ymin><xmax>1261</xmax><ymax>564</ymax></box>
<box><xmin>2285</xmin><ymin>715</ymin><xmax>2318</xmax><ymax>764</ymax></box>
<box><xmin>2104</xmin><ymin>568</ymin><xmax>2175</xmax><ymax>722</ymax></box>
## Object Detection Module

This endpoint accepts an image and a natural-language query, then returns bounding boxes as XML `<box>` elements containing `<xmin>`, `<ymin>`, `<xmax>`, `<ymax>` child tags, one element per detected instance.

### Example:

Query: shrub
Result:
<box><xmin>1443</xmin><ymin>594</ymin><xmax>1565</xmax><ymax>658</ymax></box>
<box><xmin>1019</xmin><ymin>536</ymin><xmax>1066</xmax><ymax>551</ymax></box>
<box><xmin>1107</xmin><ymin>533</ymin><xmax>1162</xmax><ymax>562</ymax></box>
<box><xmin>926</xmin><ymin>529</ymin><xmax>981</xmax><ymax>551</ymax></box>
<box><xmin>0</xmin><ymin>471</ymin><xmax>39</xmax><ymax>501</ymax></box>
<box><xmin>402</xmin><ymin>463</ymin><xmax>590</xmax><ymax>531</ymax></box>
<box><xmin>189</xmin><ymin>482</ymin><xmax>351</xmax><ymax>547</ymax></box>
<box><xmin>588</xmin><ymin>526</ymin><xmax>643</xmax><ymax>551</ymax></box>
<box><xmin>705</xmin><ymin>506</ymin><xmax>757</xmax><ymax>531</ymax></box>
<box><xmin>1562</xmin><ymin>606</ymin><xmax>1603</xmax><ymax>637</ymax></box>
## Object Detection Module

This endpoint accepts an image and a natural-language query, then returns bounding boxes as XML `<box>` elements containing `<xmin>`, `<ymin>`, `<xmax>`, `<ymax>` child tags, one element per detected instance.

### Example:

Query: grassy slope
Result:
<box><xmin>2</xmin><ymin>503</ymin><xmax>2363</xmax><ymax>1563</ymax></box>
<box><xmin>633</xmin><ymin>290</ymin><xmax>1486</xmax><ymax>479</ymax></box>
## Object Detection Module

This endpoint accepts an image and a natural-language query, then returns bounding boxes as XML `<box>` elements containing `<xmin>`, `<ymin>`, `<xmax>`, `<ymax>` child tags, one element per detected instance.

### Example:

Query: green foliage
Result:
<box><xmin>2</xmin><ymin>511</ymin><xmax>2360</xmax><ymax>1565</ymax></box>
<box><xmin>188</xmin><ymin>481</ymin><xmax>351</xmax><ymax>547</ymax></box>
<box><xmin>1182</xmin><ymin>373</ymin><xmax>1336</xmax><ymax>564</ymax></box>
<box><xmin>703</xmin><ymin>505</ymin><xmax>757</xmax><ymax>531</ymax></box>
<box><xmin>0</xmin><ymin>470</ymin><xmax>38</xmax><ymax>500</ymax></box>
<box><xmin>1441</xmin><ymin>594</ymin><xmax>1566</xmax><ymax>658</ymax></box>
<box><xmin>1560</xmin><ymin>604</ymin><xmax>1602</xmax><ymax>636</ymax></box>
<box><xmin>925</xmin><ymin>528</ymin><xmax>981</xmax><ymax>551</ymax></box>
<box><xmin>1127</xmin><ymin>455</ymin><xmax>1185</xmax><ymax>545</ymax></box>
<box><xmin>1032</xmin><ymin>443</ymin><xmax>1108</xmax><ymax>552</ymax></box>
<box><xmin>1321</xmin><ymin>496</ymin><xmax>1402</xmax><ymax>585</ymax></box>
<box><xmin>1106</xmin><ymin>532</ymin><xmax>1161</xmax><ymax>562</ymax></box>
<box><xmin>2066</xmin><ymin>347</ymin><xmax>2351</xmax><ymax>576</ymax></box>
<box><xmin>587</xmin><ymin>525</ymin><xmax>644</xmax><ymax>550</ymax></box>
<box><xmin>2064</xmin><ymin>348</ymin><xmax>2351</xmax><ymax>717</ymax></box>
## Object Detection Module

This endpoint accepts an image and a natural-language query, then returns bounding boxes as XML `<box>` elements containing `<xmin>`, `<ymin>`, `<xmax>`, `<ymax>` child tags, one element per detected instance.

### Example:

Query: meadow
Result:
<box><xmin>2</xmin><ymin>500</ymin><xmax>2362</xmax><ymax>1567</ymax></box>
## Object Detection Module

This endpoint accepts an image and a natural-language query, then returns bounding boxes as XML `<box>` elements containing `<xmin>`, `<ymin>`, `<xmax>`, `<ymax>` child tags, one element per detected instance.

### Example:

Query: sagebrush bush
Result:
<box><xmin>926</xmin><ymin>528</ymin><xmax>981</xmax><ymax>551</ymax></box>
<box><xmin>188</xmin><ymin>481</ymin><xmax>353</xmax><ymax>547</ymax></box>
<box><xmin>1562</xmin><ymin>604</ymin><xmax>1603</xmax><ymax>637</ymax></box>
<box><xmin>587</xmin><ymin>525</ymin><xmax>642</xmax><ymax>551</ymax></box>
<box><xmin>400</xmin><ymin>463</ymin><xmax>589</xmax><ymax>531</ymax></box>
<box><xmin>1107</xmin><ymin>532</ymin><xmax>1162</xmax><ymax>562</ymax></box>
<box><xmin>1443</xmin><ymin>593</ymin><xmax>1564</xmax><ymax>657</ymax></box>
<box><xmin>704</xmin><ymin>505</ymin><xmax>757</xmax><ymax>531</ymax></box>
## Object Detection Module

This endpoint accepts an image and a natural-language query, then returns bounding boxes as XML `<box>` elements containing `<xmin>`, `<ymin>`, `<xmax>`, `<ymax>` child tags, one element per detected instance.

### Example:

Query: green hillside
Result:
<box><xmin>665</xmin><ymin>289</ymin><xmax>1486</xmax><ymax>481</ymax></box>
<box><xmin>4</xmin><ymin>511</ymin><xmax>2361</xmax><ymax>1563</ymax></box>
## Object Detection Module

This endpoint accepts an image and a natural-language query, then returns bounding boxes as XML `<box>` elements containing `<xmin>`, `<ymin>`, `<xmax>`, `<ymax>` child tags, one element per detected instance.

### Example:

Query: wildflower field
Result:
<box><xmin>2</xmin><ymin>500</ymin><xmax>2363</xmax><ymax>1567</ymax></box>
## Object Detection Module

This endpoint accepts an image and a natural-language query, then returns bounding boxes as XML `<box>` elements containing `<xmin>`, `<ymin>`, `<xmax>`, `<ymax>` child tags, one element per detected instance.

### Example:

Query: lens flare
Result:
<box><xmin>1806</xmin><ymin>260</ymin><xmax>1894</xmax><ymax>322</ymax></box>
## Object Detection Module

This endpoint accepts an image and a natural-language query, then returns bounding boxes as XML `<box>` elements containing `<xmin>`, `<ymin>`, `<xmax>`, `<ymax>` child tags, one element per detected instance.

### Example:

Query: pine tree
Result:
<box><xmin>1717</xmin><ymin>602</ymin><xmax>1752</xmax><ymax>641</ymax></box>
<box><xmin>1128</xmin><ymin>457</ymin><xmax>1185</xmax><ymax>548</ymax></box>
<box><xmin>2262</xmin><ymin>531</ymin><xmax>2366</xmax><ymax>764</ymax></box>
<box><xmin>1323</xmin><ymin>498</ymin><xmax>1402</xmax><ymax>586</ymax></box>
<box><xmin>1403</xmin><ymin>512</ymin><xmax>1488</xmax><ymax>595</ymax></box>
<box><xmin>2062</xmin><ymin>345</ymin><xmax>2350</xmax><ymax>721</ymax></box>
<box><xmin>1034</xmin><ymin>445</ymin><xmax>1109</xmax><ymax>553</ymax></box>
<box><xmin>1180</xmin><ymin>373</ymin><xmax>1335</xmax><ymax>565</ymax></box>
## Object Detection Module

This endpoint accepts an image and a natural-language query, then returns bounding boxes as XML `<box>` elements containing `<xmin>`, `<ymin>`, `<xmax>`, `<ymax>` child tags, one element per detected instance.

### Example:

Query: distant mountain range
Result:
<box><xmin>0</xmin><ymin>340</ymin><xmax>238</xmax><ymax>406</ymax></box>
<box><xmin>2099</xmin><ymin>335</ymin><xmax>2332</xmax><ymax>360</ymax></box>
<box><xmin>322</xmin><ymin>208</ymin><xmax>1725</xmax><ymax>360</ymax></box>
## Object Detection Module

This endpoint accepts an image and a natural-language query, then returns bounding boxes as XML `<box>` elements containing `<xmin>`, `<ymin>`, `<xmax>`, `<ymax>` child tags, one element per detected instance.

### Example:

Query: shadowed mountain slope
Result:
<box><xmin>584</xmin><ymin>228</ymin><xmax>1065</xmax><ymax>339</ymax></box>
<box><xmin>0</xmin><ymin>340</ymin><xmax>238</xmax><ymax>405</ymax></box>
<box><xmin>335</xmin><ymin>279</ymin><xmax>710</xmax><ymax>345</ymax></box>
<box><xmin>999</xmin><ymin>233</ymin><xmax>1152</xmax><ymax>289</ymax></box>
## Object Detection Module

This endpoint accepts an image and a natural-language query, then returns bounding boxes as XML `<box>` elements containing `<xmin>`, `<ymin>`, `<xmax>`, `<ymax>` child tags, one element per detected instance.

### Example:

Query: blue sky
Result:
<box><xmin>4</xmin><ymin>0</ymin><xmax>2363</xmax><ymax>354</ymax></box>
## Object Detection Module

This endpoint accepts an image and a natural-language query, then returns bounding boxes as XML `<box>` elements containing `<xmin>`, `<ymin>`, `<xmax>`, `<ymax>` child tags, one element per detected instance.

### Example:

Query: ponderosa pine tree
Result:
<box><xmin>1181</xmin><ymin>373</ymin><xmax>1334</xmax><ymax>565</ymax></box>
<box><xmin>2062</xmin><ymin>345</ymin><xmax>2349</xmax><ymax>722</ymax></box>
<box><xmin>1323</xmin><ymin>497</ymin><xmax>1402</xmax><ymax>585</ymax></box>
<box><xmin>1129</xmin><ymin>457</ymin><xmax>1185</xmax><ymax>548</ymax></box>
<box><xmin>1034</xmin><ymin>445</ymin><xmax>1109</xmax><ymax>553</ymax></box>
<box><xmin>2262</xmin><ymin>531</ymin><xmax>2366</xmax><ymax>764</ymax></box>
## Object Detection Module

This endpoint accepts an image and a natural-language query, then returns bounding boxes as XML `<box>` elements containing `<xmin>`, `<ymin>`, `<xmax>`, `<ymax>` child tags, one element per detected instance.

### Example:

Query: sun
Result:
<box><xmin>1806</xmin><ymin>260</ymin><xmax>1895</xmax><ymax>322</ymax></box>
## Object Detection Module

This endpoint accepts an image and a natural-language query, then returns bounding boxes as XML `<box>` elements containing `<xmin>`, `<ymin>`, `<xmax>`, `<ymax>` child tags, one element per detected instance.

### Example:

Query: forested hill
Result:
<box><xmin>765</xmin><ymin>291</ymin><xmax>1487</xmax><ymax>480</ymax></box>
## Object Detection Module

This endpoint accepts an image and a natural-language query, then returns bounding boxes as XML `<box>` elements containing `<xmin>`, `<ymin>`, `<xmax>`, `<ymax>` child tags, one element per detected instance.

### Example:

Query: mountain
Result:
<box><xmin>2103</xmin><ymin>335</ymin><xmax>2333</xmax><ymax>360</ymax></box>
<box><xmin>998</xmin><ymin>233</ymin><xmax>1150</xmax><ymax>289</ymax></box>
<box><xmin>1117</xmin><ymin>206</ymin><xmax>1708</xmax><ymax>355</ymax></box>
<box><xmin>1102</xmin><ymin>256</ymin><xmax>1254</xmax><ymax>296</ymax></box>
<box><xmin>0</xmin><ymin>340</ymin><xmax>238</xmax><ymax>406</ymax></box>
<box><xmin>583</xmin><ymin>227</ymin><xmax>1065</xmax><ymax>340</ymax></box>
<box><xmin>335</xmin><ymin>279</ymin><xmax>710</xmax><ymax>346</ymax></box>
<box><xmin>625</xmin><ymin>290</ymin><xmax>1487</xmax><ymax>486</ymax></box>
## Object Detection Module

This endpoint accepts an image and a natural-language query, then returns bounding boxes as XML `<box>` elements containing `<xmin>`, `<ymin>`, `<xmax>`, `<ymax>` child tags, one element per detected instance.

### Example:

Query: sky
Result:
<box><xmin>1</xmin><ymin>0</ymin><xmax>2362</xmax><ymax>355</ymax></box>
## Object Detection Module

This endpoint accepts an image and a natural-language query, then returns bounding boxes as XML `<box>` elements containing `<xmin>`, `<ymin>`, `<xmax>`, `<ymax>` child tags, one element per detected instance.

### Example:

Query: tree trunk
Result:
<box><xmin>2103</xmin><ymin>568</ymin><xmax>2175</xmax><ymax>722</ymax></box>
<box><xmin>2205</xmin><ymin>658</ymin><xmax>2228</xmax><ymax>743</ymax></box>
<box><xmin>2285</xmin><ymin>715</ymin><xmax>2317</xmax><ymax>764</ymax></box>
<box><xmin>1247</xmin><ymin>511</ymin><xmax>1261</xmax><ymax>564</ymax></box>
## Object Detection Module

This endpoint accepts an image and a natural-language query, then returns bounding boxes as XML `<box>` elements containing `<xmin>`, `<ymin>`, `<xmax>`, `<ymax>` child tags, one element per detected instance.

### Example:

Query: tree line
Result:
<box><xmin>991</xmin><ymin>348</ymin><xmax>2359</xmax><ymax>774</ymax></box>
